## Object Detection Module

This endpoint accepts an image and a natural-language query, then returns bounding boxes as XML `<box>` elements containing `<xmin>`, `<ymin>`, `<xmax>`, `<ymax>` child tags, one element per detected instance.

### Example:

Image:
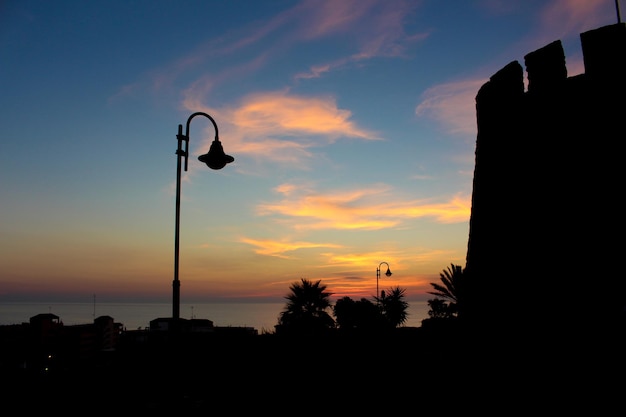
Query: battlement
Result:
<box><xmin>464</xmin><ymin>23</ymin><xmax>626</xmax><ymax>334</ymax></box>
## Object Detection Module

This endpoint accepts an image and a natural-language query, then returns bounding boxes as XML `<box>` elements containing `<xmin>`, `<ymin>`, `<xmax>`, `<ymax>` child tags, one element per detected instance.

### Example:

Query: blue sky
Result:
<box><xmin>0</xmin><ymin>0</ymin><xmax>619</xmax><ymax>303</ymax></box>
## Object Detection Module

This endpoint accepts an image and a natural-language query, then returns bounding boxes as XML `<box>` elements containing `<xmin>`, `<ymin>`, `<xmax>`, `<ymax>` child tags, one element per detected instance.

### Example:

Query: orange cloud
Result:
<box><xmin>239</xmin><ymin>237</ymin><xmax>342</xmax><ymax>258</ymax></box>
<box><xmin>230</xmin><ymin>91</ymin><xmax>379</xmax><ymax>139</ymax></box>
<box><xmin>256</xmin><ymin>182</ymin><xmax>471</xmax><ymax>230</ymax></box>
<box><xmin>183</xmin><ymin>91</ymin><xmax>381</xmax><ymax>170</ymax></box>
<box><xmin>384</xmin><ymin>194</ymin><xmax>472</xmax><ymax>224</ymax></box>
<box><xmin>320</xmin><ymin>251</ymin><xmax>397</xmax><ymax>269</ymax></box>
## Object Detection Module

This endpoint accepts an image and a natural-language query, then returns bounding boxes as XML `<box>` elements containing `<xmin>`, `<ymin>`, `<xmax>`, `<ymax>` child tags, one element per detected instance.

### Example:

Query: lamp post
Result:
<box><xmin>376</xmin><ymin>261</ymin><xmax>392</xmax><ymax>304</ymax></box>
<box><xmin>172</xmin><ymin>112</ymin><xmax>234</xmax><ymax>324</ymax></box>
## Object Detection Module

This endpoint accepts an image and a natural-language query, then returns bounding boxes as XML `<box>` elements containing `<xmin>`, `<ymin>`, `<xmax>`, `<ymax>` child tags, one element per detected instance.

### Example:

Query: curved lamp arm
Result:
<box><xmin>378</xmin><ymin>261</ymin><xmax>392</xmax><ymax>277</ymax></box>
<box><xmin>376</xmin><ymin>261</ymin><xmax>392</xmax><ymax>304</ymax></box>
<box><xmin>177</xmin><ymin>111</ymin><xmax>234</xmax><ymax>171</ymax></box>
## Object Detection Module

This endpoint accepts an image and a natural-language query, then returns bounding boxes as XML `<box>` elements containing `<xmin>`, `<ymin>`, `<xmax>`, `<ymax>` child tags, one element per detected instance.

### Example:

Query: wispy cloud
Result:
<box><xmin>415</xmin><ymin>79</ymin><xmax>485</xmax><ymax>136</ymax></box>
<box><xmin>294</xmin><ymin>0</ymin><xmax>428</xmax><ymax>80</ymax></box>
<box><xmin>239</xmin><ymin>237</ymin><xmax>342</xmax><ymax>258</ymax></box>
<box><xmin>538</xmin><ymin>0</ymin><xmax>616</xmax><ymax>42</ymax></box>
<box><xmin>114</xmin><ymin>0</ymin><xmax>424</xmax><ymax>100</ymax></box>
<box><xmin>255</xmin><ymin>182</ymin><xmax>471</xmax><ymax>231</ymax></box>
<box><xmin>477</xmin><ymin>0</ymin><xmax>614</xmax><ymax>47</ymax></box>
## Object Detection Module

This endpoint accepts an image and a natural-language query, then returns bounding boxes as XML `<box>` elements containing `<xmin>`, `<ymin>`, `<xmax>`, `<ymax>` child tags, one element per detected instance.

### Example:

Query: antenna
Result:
<box><xmin>93</xmin><ymin>294</ymin><xmax>96</xmax><ymax>320</ymax></box>
<box><xmin>617</xmin><ymin>0</ymin><xmax>622</xmax><ymax>23</ymax></box>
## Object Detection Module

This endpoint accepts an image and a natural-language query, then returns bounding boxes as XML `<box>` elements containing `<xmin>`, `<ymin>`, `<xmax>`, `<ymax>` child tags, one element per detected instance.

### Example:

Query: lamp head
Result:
<box><xmin>198</xmin><ymin>139</ymin><xmax>234</xmax><ymax>170</ymax></box>
<box><xmin>385</xmin><ymin>267</ymin><xmax>392</xmax><ymax>277</ymax></box>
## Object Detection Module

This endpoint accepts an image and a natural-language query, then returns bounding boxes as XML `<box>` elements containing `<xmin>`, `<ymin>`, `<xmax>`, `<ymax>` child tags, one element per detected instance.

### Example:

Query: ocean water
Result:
<box><xmin>0</xmin><ymin>300</ymin><xmax>430</xmax><ymax>332</ymax></box>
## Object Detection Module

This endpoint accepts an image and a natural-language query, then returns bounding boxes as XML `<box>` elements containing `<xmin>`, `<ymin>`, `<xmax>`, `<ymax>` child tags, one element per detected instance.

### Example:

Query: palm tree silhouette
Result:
<box><xmin>276</xmin><ymin>278</ymin><xmax>335</xmax><ymax>334</ymax></box>
<box><xmin>378</xmin><ymin>286</ymin><xmax>409</xmax><ymax>327</ymax></box>
<box><xmin>427</xmin><ymin>263</ymin><xmax>466</xmax><ymax>318</ymax></box>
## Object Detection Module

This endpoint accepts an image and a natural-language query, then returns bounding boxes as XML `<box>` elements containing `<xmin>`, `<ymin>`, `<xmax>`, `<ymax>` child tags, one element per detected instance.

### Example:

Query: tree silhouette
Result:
<box><xmin>276</xmin><ymin>278</ymin><xmax>335</xmax><ymax>335</ymax></box>
<box><xmin>333</xmin><ymin>296</ymin><xmax>383</xmax><ymax>331</ymax></box>
<box><xmin>427</xmin><ymin>298</ymin><xmax>455</xmax><ymax>319</ymax></box>
<box><xmin>378</xmin><ymin>286</ymin><xmax>409</xmax><ymax>328</ymax></box>
<box><xmin>427</xmin><ymin>264</ymin><xmax>467</xmax><ymax>317</ymax></box>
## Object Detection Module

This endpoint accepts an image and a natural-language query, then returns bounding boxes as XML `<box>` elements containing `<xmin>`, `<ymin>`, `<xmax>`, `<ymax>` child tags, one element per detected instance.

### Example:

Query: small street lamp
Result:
<box><xmin>376</xmin><ymin>261</ymin><xmax>392</xmax><ymax>304</ymax></box>
<box><xmin>172</xmin><ymin>112</ymin><xmax>234</xmax><ymax>325</ymax></box>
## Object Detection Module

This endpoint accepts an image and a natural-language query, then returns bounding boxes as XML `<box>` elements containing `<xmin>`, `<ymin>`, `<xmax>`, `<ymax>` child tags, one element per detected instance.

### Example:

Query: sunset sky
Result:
<box><xmin>0</xmin><ymin>0</ymin><xmax>619</xmax><ymax>305</ymax></box>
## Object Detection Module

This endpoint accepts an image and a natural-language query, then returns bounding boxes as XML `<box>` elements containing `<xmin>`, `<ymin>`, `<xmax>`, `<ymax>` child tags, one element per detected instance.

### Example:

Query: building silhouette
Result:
<box><xmin>464</xmin><ymin>22</ymin><xmax>625</xmax><ymax>338</ymax></box>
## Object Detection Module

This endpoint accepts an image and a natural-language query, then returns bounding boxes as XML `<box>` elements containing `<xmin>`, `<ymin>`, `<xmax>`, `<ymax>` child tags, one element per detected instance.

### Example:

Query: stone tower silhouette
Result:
<box><xmin>464</xmin><ymin>22</ymin><xmax>625</xmax><ymax>339</ymax></box>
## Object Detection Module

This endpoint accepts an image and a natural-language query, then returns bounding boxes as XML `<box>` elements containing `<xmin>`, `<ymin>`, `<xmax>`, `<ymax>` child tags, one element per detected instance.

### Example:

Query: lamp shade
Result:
<box><xmin>198</xmin><ymin>139</ymin><xmax>234</xmax><ymax>170</ymax></box>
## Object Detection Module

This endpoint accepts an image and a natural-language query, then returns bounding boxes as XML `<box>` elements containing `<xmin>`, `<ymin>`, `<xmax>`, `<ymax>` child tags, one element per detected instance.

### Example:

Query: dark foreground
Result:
<box><xmin>3</xmin><ymin>326</ymin><xmax>624</xmax><ymax>413</ymax></box>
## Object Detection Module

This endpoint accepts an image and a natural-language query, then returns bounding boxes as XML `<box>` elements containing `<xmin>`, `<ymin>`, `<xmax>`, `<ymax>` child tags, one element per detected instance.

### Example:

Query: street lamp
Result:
<box><xmin>172</xmin><ymin>112</ymin><xmax>234</xmax><ymax>323</ymax></box>
<box><xmin>376</xmin><ymin>261</ymin><xmax>392</xmax><ymax>303</ymax></box>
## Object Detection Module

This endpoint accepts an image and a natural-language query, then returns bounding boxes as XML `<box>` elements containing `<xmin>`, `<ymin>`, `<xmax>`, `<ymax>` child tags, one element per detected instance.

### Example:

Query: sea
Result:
<box><xmin>0</xmin><ymin>300</ymin><xmax>430</xmax><ymax>332</ymax></box>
